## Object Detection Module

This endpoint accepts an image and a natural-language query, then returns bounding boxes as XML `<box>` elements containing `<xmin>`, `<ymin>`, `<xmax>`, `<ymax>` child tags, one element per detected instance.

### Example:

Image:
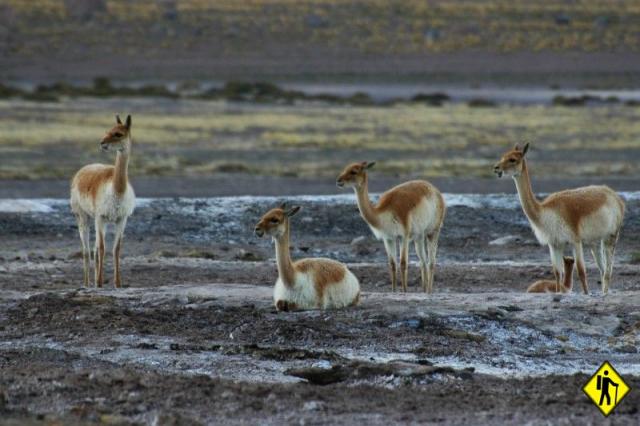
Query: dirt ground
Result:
<box><xmin>1</xmin><ymin>180</ymin><xmax>639</xmax><ymax>425</ymax></box>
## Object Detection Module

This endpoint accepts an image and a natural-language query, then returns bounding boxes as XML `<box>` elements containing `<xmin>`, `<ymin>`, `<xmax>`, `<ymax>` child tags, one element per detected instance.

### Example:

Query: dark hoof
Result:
<box><xmin>276</xmin><ymin>300</ymin><xmax>297</xmax><ymax>312</ymax></box>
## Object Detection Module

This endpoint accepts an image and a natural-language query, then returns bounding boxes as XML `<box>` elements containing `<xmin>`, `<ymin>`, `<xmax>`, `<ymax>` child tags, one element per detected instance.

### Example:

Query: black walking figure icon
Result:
<box><xmin>597</xmin><ymin>370</ymin><xmax>619</xmax><ymax>406</ymax></box>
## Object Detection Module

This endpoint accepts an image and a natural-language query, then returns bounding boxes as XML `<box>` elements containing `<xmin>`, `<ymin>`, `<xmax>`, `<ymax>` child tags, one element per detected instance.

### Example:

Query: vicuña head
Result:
<box><xmin>100</xmin><ymin>114</ymin><xmax>131</xmax><ymax>152</ymax></box>
<box><xmin>254</xmin><ymin>204</ymin><xmax>300</xmax><ymax>239</ymax></box>
<box><xmin>493</xmin><ymin>143</ymin><xmax>529</xmax><ymax>178</ymax></box>
<box><xmin>336</xmin><ymin>161</ymin><xmax>376</xmax><ymax>188</ymax></box>
<box><xmin>254</xmin><ymin>203</ymin><xmax>360</xmax><ymax>311</ymax></box>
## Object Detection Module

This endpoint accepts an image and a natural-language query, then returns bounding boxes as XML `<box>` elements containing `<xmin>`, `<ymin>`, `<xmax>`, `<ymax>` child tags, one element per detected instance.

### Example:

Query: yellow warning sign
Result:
<box><xmin>582</xmin><ymin>361</ymin><xmax>631</xmax><ymax>417</ymax></box>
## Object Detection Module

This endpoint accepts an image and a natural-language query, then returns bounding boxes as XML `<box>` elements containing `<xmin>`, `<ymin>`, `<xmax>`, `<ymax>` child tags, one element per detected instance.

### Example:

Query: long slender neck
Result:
<box><xmin>512</xmin><ymin>159</ymin><xmax>541</xmax><ymax>224</ymax></box>
<box><xmin>274</xmin><ymin>220</ymin><xmax>295</xmax><ymax>287</ymax></box>
<box><xmin>113</xmin><ymin>136</ymin><xmax>131</xmax><ymax>195</ymax></box>
<box><xmin>563</xmin><ymin>264</ymin><xmax>574</xmax><ymax>291</ymax></box>
<box><xmin>354</xmin><ymin>174</ymin><xmax>380</xmax><ymax>228</ymax></box>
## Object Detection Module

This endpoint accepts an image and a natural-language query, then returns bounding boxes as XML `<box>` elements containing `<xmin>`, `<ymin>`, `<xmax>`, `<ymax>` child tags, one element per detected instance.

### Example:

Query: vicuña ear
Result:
<box><xmin>365</xmin><ymin>161</ymin><xmax>376</xmax><ymax>169</ymax></box>
<box><xmin>279</xmin><ymin>202</ymin><xmax>287</xmax><ymax>210</ymax></box>
<box><xmin>285</xmin><ymin>206</ymin><xmax>301</xmax><ymax>217</ymax></box>
<box><xmin>125</xmin><ymin>115</ymin><xmax>132</xmax><ymax>129</ymax></box>
<box><xmin>522</xmin><ymin>142</ymin><xmax>529</xmax><ymax>156</ymax></box>
<box><xmin>513</xmin><ymin>143</ymin><xmax>520</xmax><ymax>151</ymax></box>
<box><xmin>116</xmin><ymin>115</ymin><xmax>122</xmax><ymax>125</ymax></box>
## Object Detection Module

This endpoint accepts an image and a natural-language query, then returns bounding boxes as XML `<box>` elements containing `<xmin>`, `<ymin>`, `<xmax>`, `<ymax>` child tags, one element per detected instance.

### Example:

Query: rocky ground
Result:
<box><xmin>1</xmin><ymin>188</ymin><xmax>639</xmax><ymax>424</ymax></box>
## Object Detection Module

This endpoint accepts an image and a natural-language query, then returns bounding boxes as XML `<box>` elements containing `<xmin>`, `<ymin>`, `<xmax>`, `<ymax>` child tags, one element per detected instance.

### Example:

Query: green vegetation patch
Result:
<box><xmin>0</xmin><ymin>98</ymin><xmax>638</xmax><ymax>180</ymax></box>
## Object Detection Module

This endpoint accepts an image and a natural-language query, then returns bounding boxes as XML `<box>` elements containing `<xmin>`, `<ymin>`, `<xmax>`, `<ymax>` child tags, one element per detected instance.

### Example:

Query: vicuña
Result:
<box><xmin>337</xmin><ymin>161</ymin><xmax>445</xmax><ymax>293</ymax></box>
<box><xmin>494</xmin><ymin>143</ymin><xmax>624</xmax><ymax>294</ymax></box>
<box><xmin>254</xmin><ymin>204</ymin><xmax>360</xmax><ymax>311</ymax></box>
<box><xmin>70</xmin><ymin>115</ymin><xmax>135</xmax><ymax>288</ymax></box>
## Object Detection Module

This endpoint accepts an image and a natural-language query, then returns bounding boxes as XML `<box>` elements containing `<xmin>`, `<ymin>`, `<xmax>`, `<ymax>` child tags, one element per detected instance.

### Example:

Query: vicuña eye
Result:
<box><xmin>270</xmin><ymin>218</ymin><xmax>279</xmax><ymax>224</ymax></box>
<box><xmin>350</xmin><ymin>170</ymin><xmax>358</xmax><ymax>175</ymax></box>
<box><xmin>509</xmin><ymin>158</ymin><xmax>517</xmax><ymax>163</ymax></box>
<box><xmin>114</xmin><ymin>132</ymin><xmax>123</xmax><ymax>138</ymax></box>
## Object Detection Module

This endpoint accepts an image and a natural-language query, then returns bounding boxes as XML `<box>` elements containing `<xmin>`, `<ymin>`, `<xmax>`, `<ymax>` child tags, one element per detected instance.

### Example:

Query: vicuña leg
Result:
<box><xmin>383</xmin><ymin>238</ymin><xmax>398</xmax><ymax>292</ymax></box>
<box><xmin>94</xmin><ymin>217</ymin><xmax>106</xmax><ymax>288</ymax></box>
<box><xmin>602</xmin><ymin>233</ymin><xmax>619</xmax><ymax>294</ymax></box>
<box><xmin>112</xmin><ymin>218</ymin><xmax>127</xmax><ymax>288</ymax></box>
<box><xmin>414</xmin><ymin>235</ymin><xmax>428</xmax><ymax>292</ymax></box>
<box><xmin>548</xmin><ymin>244</ymin><xmax>564</xmax><ymax>293</ymax></box>
<box><xmin>573</xmin><ymin>242</ymin><xmax>588</xmax><ymax>294</ymax></box>
<box><xmin>399</xmin><ymin>236</ymin><xmax>410</xmax><ymax>292</ymax></box>
<box><xmin>590</xmin><ymin>244</ymin><xmax>605</xmax><ymax>280</ymax></box>
<box><xmin>426</xmin><ymin>230</ymin><xmax>440</xmax><ymax>294</ymax></box>
<box><xmin>75</xmin><ymin>212</ymin><xmax>91</xmax><ymax>287</ymax></box>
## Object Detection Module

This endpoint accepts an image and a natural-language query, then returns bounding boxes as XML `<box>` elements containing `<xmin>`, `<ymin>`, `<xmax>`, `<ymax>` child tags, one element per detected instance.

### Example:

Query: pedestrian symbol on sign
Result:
<box><xmin>583</xmin><ymin>361</ymin><xmax>630</xmax><ymax>417</ymax></box>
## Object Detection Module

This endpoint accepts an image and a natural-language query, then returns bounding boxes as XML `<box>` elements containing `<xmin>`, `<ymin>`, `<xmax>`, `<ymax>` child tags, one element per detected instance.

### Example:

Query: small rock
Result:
<box><xmin>153</xmin><ymin>250</ymin><xmax>178</xmax><ymax>258</ymax></box>
<box><xmin>312</xmin><ymin>360</ymin><xmax>332</xmax><ymax>369</ymax></box>
<box><xmin>99</xmin><ymin>414</ymin><xmax>129</xmax><ymax>425</ymax></box>
<box><xmin>0</xmin><ymin>387</ymin><xmax>7</xmax><ymax>409</ymax></box>
<box><xmin>265</xmin><ymin>392</ymin><xmax>277</xmax><ymax>403</ymax></box>
<box><xmin>286</xmin><ymin>365</ymin><xmax>349</xmax><ymax>385</ymax></box>
<box><xmin>221</xmin><ymin>390</ymin><xmax>234</xmax><ymax>399</ymax></box>
<box><xmin>136</xmin><ymin>342</ymin><xmax>157</xmax><ymax>350</ymax></box>
<box><xmin>618</xmin><ymin>344</ymin><xmax>638</xmax><ymax>354</ymax></box>
<box><xmin>67</xmin><ymin>251</ymin><xmax>82</xmax><ymax>260</ymax></box>
<box><xmin>184</xmin><ymin>249</ymin><xmax>216</xmax><ymax>260</ymax></box>
<box><xmin>497</xmin><ymin>305</ymin><xmax>524</xmax><ymax>312</ymax></box>
<box><xmin>351</xmin><ymin>236</ymin><xmax>366</xmax><ymax>245</ymax></box>
<box><xmin>303</xmin><ymin>400</ymin><xmax>324</xmax><ymax>411</ymax></box>
<box><xmin>443</xmin><ymin>329</ymin><xmax>486</xmax><ymax>342</ymax></box>
<box><xmin>473</xmin><ymin>307</ymin><xmax>508</xmax><ymax>320</ymax></box>
<box><xmin>488</xmin><ymin>235</ymin><xmax>520</xmax><ymax>246</ymax></box>
<box><xmin>234</xmin><ymin>249</ymin><xmax>263</xmax><ymax>261</ymax></box>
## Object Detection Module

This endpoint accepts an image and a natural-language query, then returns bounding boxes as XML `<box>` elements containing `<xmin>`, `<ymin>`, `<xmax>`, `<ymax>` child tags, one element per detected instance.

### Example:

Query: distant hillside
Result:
<box><xmin>2</xmin><ymin>0</ymin><xmax>640</xmax><ymax>81</ymax></box>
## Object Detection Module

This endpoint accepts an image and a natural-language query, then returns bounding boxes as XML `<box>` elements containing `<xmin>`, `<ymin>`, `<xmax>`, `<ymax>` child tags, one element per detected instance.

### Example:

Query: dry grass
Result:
<box><xmin>4</xmin><ymin>0</ymin><xmax>640</xmax><ymax>54</ymax></box>
<box><xmin>0</xmin><ymin>98</ymin><xmax>638</xmax><ymax>179</ymax></box>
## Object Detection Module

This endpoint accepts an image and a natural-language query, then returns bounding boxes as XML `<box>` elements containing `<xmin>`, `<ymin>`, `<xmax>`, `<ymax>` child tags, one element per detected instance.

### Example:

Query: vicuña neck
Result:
<box><xmin>274</xmin><ymin>220</ymin><xmax>295</xmax><ymax>287</ymax></box>
<box><xmin>512</xmin><ymin>159</ymin><xmax>541</xmax><ymax>224</ymax></box>
<box><xmin>354</xmin><ymin>174</ymin><xmax>380</xmax><ymax>228</ymax></box>
<box><xmin>113</xmin><ymin>136</ymin><xmax>131</xmax><ymax>196</ymax></box>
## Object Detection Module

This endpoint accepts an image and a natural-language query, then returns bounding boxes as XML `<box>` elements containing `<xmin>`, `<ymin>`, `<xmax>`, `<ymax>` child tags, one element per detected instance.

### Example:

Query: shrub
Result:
<box><xmin>411</xmin><ymin>92</ymin><xmax>450</xmax><ymax>106</ymax></box>
<box><xmin>467</xmin><ymin>98</ymin><xmax>495</xmax><ymax>107</ymax></box>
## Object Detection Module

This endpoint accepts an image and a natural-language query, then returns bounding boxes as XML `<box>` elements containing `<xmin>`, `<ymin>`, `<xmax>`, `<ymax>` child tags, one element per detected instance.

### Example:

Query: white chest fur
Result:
<box><xmin>98</xmin><ymin>185</ymin><xmax>135</xmax><ymax>221</ymax></box>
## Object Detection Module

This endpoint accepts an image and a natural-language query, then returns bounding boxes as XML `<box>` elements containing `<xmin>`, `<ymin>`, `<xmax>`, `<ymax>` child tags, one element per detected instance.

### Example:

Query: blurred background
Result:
<box><xmin>1</xmin><ymin>0</ymin><xmax>639</xmax><ymax>197</ymax></box>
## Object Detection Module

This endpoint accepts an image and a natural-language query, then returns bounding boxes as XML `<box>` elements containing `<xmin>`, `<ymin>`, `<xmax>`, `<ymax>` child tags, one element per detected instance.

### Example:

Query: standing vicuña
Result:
<box><xmin>494</xmin><ymin>143</ymin><xmax>624</xmax><ymax>294</ymax></box>
<box><xmin>527</xmin><ymin>256</ymin><xmax>574</xmax><ymax>293</ymax></box>
<box><xmin>70</xmin><ymin>115</ymin><xmax>136</xmax><ymax>288</ymax></box>
<box><xmin>337</xmin><ymin>162</ymin><xmax>446</xmax><ymax>293</ymax></box>
<box><xmin>254</xmin><ymin>204</ymin><xmax>360</xmax><ymax>311</ymax></box>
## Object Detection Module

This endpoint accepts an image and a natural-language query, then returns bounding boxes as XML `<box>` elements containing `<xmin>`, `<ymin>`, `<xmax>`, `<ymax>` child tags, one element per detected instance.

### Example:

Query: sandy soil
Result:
<box><xmin>1</xmin><ymin>186</ymin><xmax>639</xmax><ymax>424</ymax></box>
<box><xmin>1</xmin><ymin>285</ymin><xmax>639</xmax><ymax>425</ymax></box>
